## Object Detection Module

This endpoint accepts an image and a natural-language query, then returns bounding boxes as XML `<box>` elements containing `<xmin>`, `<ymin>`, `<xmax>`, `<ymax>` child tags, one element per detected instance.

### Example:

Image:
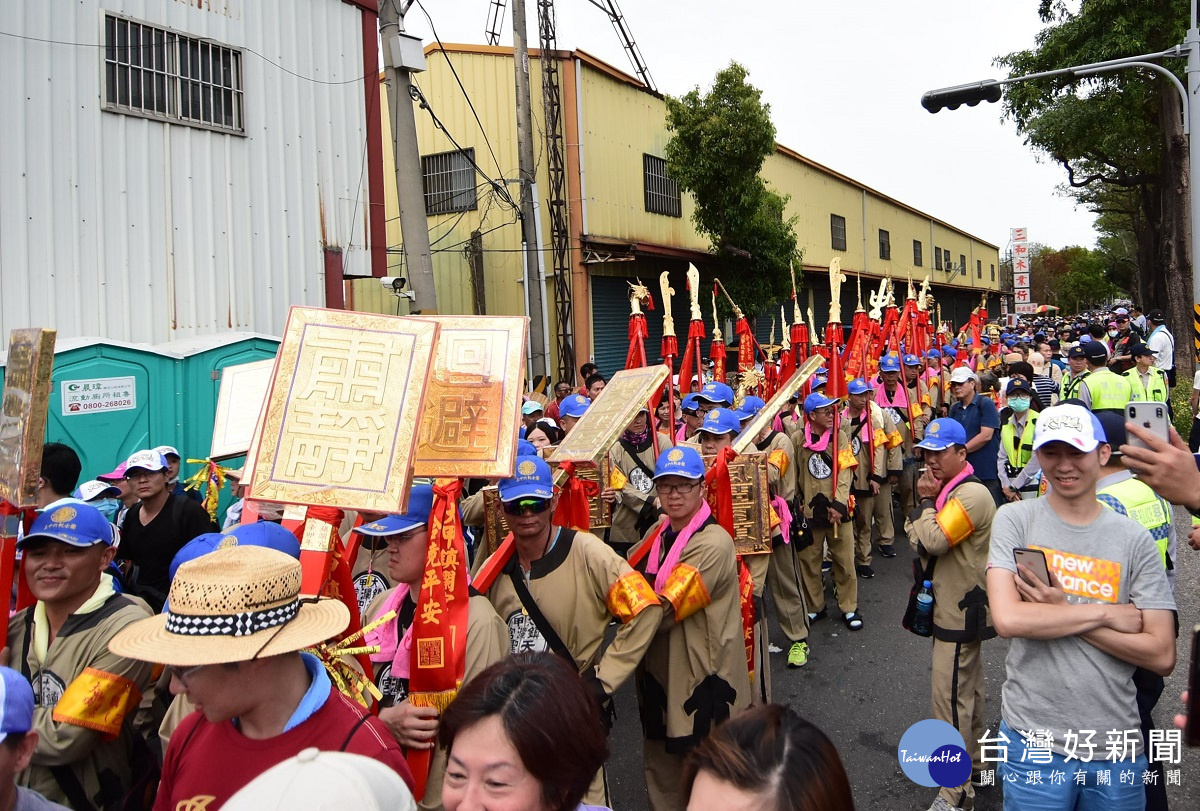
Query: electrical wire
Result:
<box><xmin>412</xmin><ymin>0</ymin><xmax>506</xmax><ymax>182</ymax></box>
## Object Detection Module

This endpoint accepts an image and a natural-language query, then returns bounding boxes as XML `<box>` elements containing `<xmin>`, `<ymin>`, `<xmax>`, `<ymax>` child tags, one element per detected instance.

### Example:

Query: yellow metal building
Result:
<box><xmin>351</xmin><ymin>44</ymin><xmax>1002</xmax><ymax>379</ymax></box>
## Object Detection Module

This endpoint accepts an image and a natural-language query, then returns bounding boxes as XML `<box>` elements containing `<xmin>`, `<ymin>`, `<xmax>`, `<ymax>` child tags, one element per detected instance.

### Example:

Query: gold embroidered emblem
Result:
<box><xmin>517</xmin><ymin>460</ymin><xmax>537</xmax><ymax>476</ymax></box>
<box><xmin>50</xmin><ymin>506</ymin><xmax>77</xmax><ymax>523</ymax></box>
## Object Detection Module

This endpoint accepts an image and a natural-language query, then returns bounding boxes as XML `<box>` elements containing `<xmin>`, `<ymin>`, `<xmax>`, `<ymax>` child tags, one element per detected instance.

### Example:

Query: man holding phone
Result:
<box><xmin>987</xmin><ymin>404</ymin><xmax>1176</xmax><ymax>810</ymax></box>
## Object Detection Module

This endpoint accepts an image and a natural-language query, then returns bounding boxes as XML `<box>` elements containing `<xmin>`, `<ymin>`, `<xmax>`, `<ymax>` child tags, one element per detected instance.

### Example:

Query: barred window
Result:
<box><xmin>913</xmin><ymin>239</ymin><xmax>923</xmax><ymax>267</ymax></box>
<box><xmin>643</xmin><ymin>155</ymin><xmax>682</xmax><ymax>217</ymax></box>
<box><xmin>831</xmin><ymin>214</ymin><xmax>847</xmax><ymax>251</ymax></box>
<box><xmin>977</xmin><ymin>259</ymin><xmax>983</xmax><ymax>278</ymax></box>
<box><xmin>934</xmin><ymin>245</ymin><xmax>943</xmax><ymax>270</ymax></box>
<box><xmin>991</xmin><ymin>263</ymin><xmax>996</xmax><ymax>281</ymax></box>
<box><xmin>961</xmin><ymin>255</ymin><xmax>967</xmax><ymax>276</ymax></box>
<box><xmin>878</xmin><ymin>229</ymin><xmax>891</xmax><ymax>260</ymax></box>
<box><xmin>421</xmin><ymin>149</ymin><xmax>478</xmax><ymax>215</ymax></box>
<box><xmin>104</xmin><ymin>15</ymin><xmax>243</xmax><ymax>132</ymax></box>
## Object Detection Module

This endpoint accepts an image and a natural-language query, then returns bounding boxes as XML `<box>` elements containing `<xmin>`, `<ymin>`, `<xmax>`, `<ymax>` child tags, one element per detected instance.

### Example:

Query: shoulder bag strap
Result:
<box><xmin>618</xmin><ymin>439</ymin><xmax>655</xmax><ymax>482</ymax></box>
<box><xmin>506</xmin><ymin>531</ymin><xmax>578</xmax><ymax>669</ymax></box>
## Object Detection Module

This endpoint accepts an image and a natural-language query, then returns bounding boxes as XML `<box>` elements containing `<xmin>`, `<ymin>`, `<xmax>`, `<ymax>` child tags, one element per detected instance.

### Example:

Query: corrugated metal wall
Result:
<box><xmin>0</xmin><ymin>0</ymin><xmax>371</xmax><ymax>352</ymax></box>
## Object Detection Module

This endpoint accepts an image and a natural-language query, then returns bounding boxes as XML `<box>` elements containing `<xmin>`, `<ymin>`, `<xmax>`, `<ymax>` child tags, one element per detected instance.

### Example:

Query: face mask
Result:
<box><xmin>94</xmin><ymin>498</ymin><xmax>120</xmax><ymax>522</ymax></box>
<box><xmin>1107</xmin><ymin>330</ymin><xmax>1118</xmax><ymax>337</ymax></box>
<box><xmin>1008</xmin><ymin>397</ymin><xmax>1031</xmax><ymax>413</ymax></box>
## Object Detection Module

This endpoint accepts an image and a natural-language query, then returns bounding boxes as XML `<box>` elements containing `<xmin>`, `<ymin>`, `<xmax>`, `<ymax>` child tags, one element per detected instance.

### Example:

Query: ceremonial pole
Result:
<box><xmin>825</xmin><ymin>261</ymin><xmax>848</xmax><ymax>540</ymax></box>
<box><xmin>659</xmin><ymin>272</ymin><xmax>678</xmax><ymax>446</ymax></box>
<box><xmin>677</xmin><ymin>265</ymin><xmax>707</xmax><ymax>394</ymax></box>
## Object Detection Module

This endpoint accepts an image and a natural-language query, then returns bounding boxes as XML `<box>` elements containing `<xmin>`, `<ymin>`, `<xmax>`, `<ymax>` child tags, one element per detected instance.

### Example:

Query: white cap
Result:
<box><xmin>223</xmin><ymin>748</ymin><xmax>417</xmax><ymax>811</ymax></box>
<box><xmin>948</xmin><ymin>367</ymin><xmax>977</xmax><ymax>385</ymax></box>
<box><xmin>74</xmin><ymin>480</ymin><xmax>122</xmax><ymax>502</ymax></box>
<box><xmin>124</xmin><ymin>450</ymin><xmax>167</xmax><ymax>473</ymax></box>
<box><xmin>1032</xmin><ymin>404</ymin><xmax>1105</xmax><ymax>452</ymax></box>
<box><xmin>153</xmin><ymin>445</ymin><xmax>181</xmax><ymax>460</ymax></box>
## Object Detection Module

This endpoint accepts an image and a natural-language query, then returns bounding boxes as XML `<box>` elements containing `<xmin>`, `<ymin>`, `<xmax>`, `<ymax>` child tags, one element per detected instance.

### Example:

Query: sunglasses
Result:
<box><xmin>502</xmin><ymin>498</ymin><xmax>552</xmax><ymax>516</ymax></box>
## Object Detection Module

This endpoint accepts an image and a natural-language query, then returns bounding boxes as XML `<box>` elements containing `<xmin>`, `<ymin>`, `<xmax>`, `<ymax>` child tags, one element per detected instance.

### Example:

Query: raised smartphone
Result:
<box><xmin>1187</xmin><ymin>624</ymin><xmax>1200</xmax><ymax>746</ymax></box>
<box><xmin>1013</xmin><ymin>547</ymin><xmax>1051</xmax><ymax>587</ymax></box>
<box><xmin>1126</xmin><ymin>401</ymin><xmax>1170</xmax><ymax>450</ymax></box>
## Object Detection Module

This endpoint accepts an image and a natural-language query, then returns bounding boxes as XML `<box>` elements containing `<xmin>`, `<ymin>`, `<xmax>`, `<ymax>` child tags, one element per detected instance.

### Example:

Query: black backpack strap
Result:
<box><xmin>338</xmin><ymin>713</ymin><xmax>373</xmax><ymax>752</ymax></box>
<box><xmin>48</xmin><ymin>766</ymin><xmax>97</xmax><ymax>811</ymax></box>
<box><xmin>506</xmin><ymin>531</ymin><xmax>578</xmax><ymax>670</ymax></box>
<box><xmin>618</xmin><ymin>439</ymin><xmax>655</xmax><ymax>483</ymax></box>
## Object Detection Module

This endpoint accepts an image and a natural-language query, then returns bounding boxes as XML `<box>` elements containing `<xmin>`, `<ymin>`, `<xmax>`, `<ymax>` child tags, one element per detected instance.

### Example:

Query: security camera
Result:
<box><xmin>379</xmin><ymin>276</ymin><xmax>407</xmax><ymax>293</ymax></box>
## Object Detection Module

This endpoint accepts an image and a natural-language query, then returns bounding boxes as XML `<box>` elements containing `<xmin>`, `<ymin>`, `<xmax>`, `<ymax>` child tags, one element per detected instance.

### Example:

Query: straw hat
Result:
<box><xmin>109</xmin><ymin>546</ymin><xmax>349</xmax><ymax>667</ymax></box>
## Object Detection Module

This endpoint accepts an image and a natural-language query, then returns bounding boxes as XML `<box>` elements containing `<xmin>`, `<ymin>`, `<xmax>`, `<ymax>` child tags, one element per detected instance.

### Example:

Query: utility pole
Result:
<box><xmin>379</xmin><ymin>1</ymin><xmax>438</xmax><ymax>313</ymax></box>
<box><xmin>511</xmin><ymin>0</ymin><xmax>550</xmax><ymax>381</ymax></box>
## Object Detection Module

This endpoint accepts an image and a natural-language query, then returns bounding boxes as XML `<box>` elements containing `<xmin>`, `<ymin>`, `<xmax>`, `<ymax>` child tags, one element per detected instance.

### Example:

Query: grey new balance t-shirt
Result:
<box><xmin>988</xmin><ymin>497</ymin><xmax>1175</xmax><ymax>756</ymax></box>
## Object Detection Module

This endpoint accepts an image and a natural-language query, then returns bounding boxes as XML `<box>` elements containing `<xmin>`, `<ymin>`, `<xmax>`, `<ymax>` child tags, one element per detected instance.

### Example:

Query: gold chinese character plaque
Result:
<box><xmin>706</xmin><ymin>452</ymin><xmax>771</xmax><ymax>556</ymax></box>
<box><xmin>732</xmin><ymin>355</ymin><xmax>823</xmax><ymax>454</ymax></box>
<box><xmin>0</xmin><ymin>329</ymin><xmax>56</xmax><ymax>508</ymax></box>
<box><xmin>549</xmin><ymin>365</ymin><xmax>670</xmax><ymax>466</ymax></box>
<box><xmin>412</xmin><ymin>316</ymin><xmax>528</xmax><ymax>478</ymax></box>
<box><xmin>247</xmin><ymin>307</ymin><xmax>438</xmax><ymax>514</ymax></box>
<box><xmin>210</xmin><ymin>358</ymin><xmax>276</xmax><ymax>461</ymax></box>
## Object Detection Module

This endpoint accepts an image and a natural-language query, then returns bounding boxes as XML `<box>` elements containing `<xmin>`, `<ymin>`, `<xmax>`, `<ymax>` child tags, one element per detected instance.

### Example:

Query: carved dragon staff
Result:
<box><xmin>659</xmin><ymin>272</ymin><xmax>678</xmax><ymax>447</ymax></box>
<box><xmin>624</xmin><ymin>279</ymin><xmax>651</xmax><ymax>370</ymax></box>
<box><xmin>676</xmin><ymin>265</ymin><xmax>707</xmax><ymax>395</ymax></box>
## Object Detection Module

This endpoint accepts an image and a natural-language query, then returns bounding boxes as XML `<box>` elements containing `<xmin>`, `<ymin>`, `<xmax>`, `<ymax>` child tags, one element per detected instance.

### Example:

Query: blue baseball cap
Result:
<box><xmin>902</xmin><ymin>353</ymin><xmax>921</xmax><ymax>367</ymax></box>
<box><xmin>0</xmin><ymin>667</ymin><xmax>34</xmax><ymax>742</ymax></box>
<box><xmin>847</xmin><ymin>377</ymin><xmax>871</xmax><ymax>395</ymax></box>
<box><xmin>879</xmin><ymin>355</ymin><xmax>901</xmax><ymax>373</ymax></box>
<box><xmin>698</xmin><ymin>407</ymin><xmax>740</xmax><ymax>436</ymax></box>
<box><xmin>1004</xmin><ymin>339</ymin><xmax>1017</xmax><ymax>347</ymax></box>
<box><xmin>942</xmin><ymin>347</ymin><xmax>958</xmax><ymax>359</ymax></box>
<box><xmin>980</xmin><ymin>337</ymin><xmax>991</xmax><ymax>346</ymax></box>
<box><xmin>812</xmin><ymin>375</ymin><xmax>828</xmax><ymax>389</ymax></box>
<box><xmin>652</xmin><ymin>446</ymin><xmax>705</xmax><ymax>480</ymax></box>
<box><xmin>498</xmin><ymin>457</ymin><xmax>555</xmax><ymax>502</ymax></box>
<box><xmin>516</xmin><ymin>439</ymin><xmax>538</xmax><ymax>456</ymax></box>
<box><xmin>915</xmin><ymin>418</ymin><xmax>968</xmax><ymax>451</ymax></box>
<box><xmin>680</xmin><ymin>393</ymin><xmax>701</xmax><ymax>414</ymax></box>
<box><xmin>924</xmin><ymin>349</ymin><xmax>941</xmax><ymax>360</ymax></box>
<box><xmin>19</xmin><ymin>503</ymin><xmax>113</xmax><ymax>550</ymax></box>
<box><xmin>735</xmin><ymin>396</ymin><xmax>766</xmax><ymax>421</ymax></box>
<box><xmin>355</xmin><ymin>484</ymin><xmax>436</xmax><ymax>537</ymax></box>
<box><xmin>560</xmin><ymin>394</ymin><xmax>591</xmax><ymax>419</ymax></box>
<box><xmin>695</xmin><ymin>381</ymin><xmax>735</xmax><ymax>406</ymax></box>
<box><xmin>803</xmin><ymin>392</ymin><xmax>839</xmax><ymax>413</ymax></box>
<box><xmin>169</xmin><ymin>523</ymin><xmax>302</xmax><ymax>582</ymax></box>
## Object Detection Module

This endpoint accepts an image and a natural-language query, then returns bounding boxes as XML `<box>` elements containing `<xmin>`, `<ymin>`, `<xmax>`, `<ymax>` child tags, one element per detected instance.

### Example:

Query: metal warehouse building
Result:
<box><xmin>360</xmin><ymin>43</ymin><xmax>1003</xmax><ymax>378</ymax></box>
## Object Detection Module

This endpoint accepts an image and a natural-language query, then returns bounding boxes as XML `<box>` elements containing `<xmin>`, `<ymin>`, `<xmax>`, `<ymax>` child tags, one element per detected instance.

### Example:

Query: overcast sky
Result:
<box><xmin>402</xmin><ymin>0</ymin><xmax>1100</xmax><ymax>253</ymax></box>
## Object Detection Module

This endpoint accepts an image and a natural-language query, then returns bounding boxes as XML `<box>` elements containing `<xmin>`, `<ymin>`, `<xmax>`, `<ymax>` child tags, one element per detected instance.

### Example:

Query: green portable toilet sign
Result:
<box><xmin>60</xmin><ymin>376</ymin><xmax>137</xmax><ymax>415</ymax></box>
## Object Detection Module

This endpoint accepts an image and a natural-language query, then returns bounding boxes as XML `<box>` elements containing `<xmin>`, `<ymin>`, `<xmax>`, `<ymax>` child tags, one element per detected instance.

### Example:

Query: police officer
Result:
<box><xmin>1124</xmin><ymin>343</ymin><xmax>1170</xmax><ymax>405</ymax></box>
<box><xmin>1070</xmin><ymin>340</ymin><xmax>1134</xmax><ymax>413</ymax></box>
<box><xmin>997</xmin><ymin>379</ymin><xmax>1041</xmax><ymax>503</ymax></box>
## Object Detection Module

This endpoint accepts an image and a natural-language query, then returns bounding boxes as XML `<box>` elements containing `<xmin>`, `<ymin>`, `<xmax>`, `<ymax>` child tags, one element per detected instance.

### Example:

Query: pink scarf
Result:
<box><xmin>365</xmin><ymin>585</ymin><xmax>413</xmax><ymax>680</ymax></box>
<box><xmin>675</xmin><ymin>423</ymin><xmax>688</xmax><ymax>443</ymax></box>
<box><xmin>803</xmin><ymin>423</ymin><xmax>831</xmax><ymax>453</ymax></box>
<box><xmin>875</xmin><ymin>383</ymin><xmax>909</xmax><ymax>409</ymax></box>
<box><xmin>771</xmin><ymin>495</ymin><xmax>793</xmax><ymax>545</ymax></box>
<box><xmin>645</xmin><ymin>501</ymin><xmax>712</xmax><ymax>592</ymax></box>
<box><xmin>935</xmin><ymin>462</ymin><xmax>975</xmax><ymax>511</ymax></box>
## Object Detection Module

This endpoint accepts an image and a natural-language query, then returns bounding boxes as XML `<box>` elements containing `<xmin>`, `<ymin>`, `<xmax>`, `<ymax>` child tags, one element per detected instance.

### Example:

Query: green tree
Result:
<box><xmin>664</xmin><ymin>63</ymin><xmax>799</xmax><ymax>316</ymax></box>
<box><xmin>996</xmin><ymin>0</ymin><xmax>1191</xmax><ymax>380</ymax></box>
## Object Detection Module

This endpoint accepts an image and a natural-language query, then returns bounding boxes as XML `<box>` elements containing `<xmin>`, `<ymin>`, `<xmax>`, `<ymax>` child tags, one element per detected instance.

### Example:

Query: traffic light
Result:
<box><xmin>921</xmin><ymin>80</ymin><xmax>1003</xmax><ymax>113</ymax></box>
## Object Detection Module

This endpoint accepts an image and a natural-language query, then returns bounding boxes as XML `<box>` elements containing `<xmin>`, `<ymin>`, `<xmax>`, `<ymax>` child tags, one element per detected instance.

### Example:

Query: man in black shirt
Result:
<box><xmin>117</xmin><ymin>450</ymin><xmax>216</xmax><ymax>610</ymax></box>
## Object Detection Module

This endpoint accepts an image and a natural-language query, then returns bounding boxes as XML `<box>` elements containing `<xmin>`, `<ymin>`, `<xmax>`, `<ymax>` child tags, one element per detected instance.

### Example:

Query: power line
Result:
<box><xmin>412</xmin><ymin>0</ymin><xmax>507</xmax><ymax>183</ymax></box>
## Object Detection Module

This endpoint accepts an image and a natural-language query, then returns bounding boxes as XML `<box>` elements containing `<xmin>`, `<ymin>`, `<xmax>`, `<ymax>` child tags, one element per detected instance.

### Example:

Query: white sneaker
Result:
<box><xmin>925</xmin><ymin>797</ymin><xmax>965</xmax><ymax>811</ymax></box>
<box><xmin>768</xmin><ymin>643</ymin><xmax>783</xmax><ymax>654</ymax></box>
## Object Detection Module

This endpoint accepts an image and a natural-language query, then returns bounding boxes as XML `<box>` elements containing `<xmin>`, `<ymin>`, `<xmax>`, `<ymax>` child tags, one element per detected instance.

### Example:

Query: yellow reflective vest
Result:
<box><xmin>1097</xmin><ymin>476</ymin><xmax>1173</xmax><ymax>573</ymax></box>
<box><xmin>1124</xmin><ymin>366</ymin><xmax>1169</xmax><ymax>403</ymax></box>
<box><xmin>1085</xmin><ymin>367</ymin><xmax>1134</xmax><ymax>412</ymax></box>
<box><xmin>1000</xmin><ymin>412</ymin><xmax>1038</xmax><ymax>472</ymax></box>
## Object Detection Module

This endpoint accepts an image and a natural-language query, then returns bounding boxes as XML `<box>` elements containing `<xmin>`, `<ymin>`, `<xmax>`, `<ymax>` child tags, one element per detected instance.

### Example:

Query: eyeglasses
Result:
<box><xmin>166</xmin><ymin>664</ymin><xmax>205</xmax><ymax>687</ymax></box>
<box><xmin>124</xmin><ymin>470</ymin><xmax>159</xmax><ymax>481</ymax></box>
<box><xmin>655</xmin><ymin>481</ymin><xmax>701</xmax><ymax>496</ymax></box>
<box><xmin>502</xmin><ymin>498</ymin><xmax>552</xmax><ymax>516</ymax></box>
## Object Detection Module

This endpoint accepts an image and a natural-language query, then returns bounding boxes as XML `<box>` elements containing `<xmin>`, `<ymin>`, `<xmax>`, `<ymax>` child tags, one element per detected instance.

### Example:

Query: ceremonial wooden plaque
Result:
<box><xmin>707</xmin><ymin>452</ymin><xmax>772</xmax><ymax>556</ymax></box>
<box><xmin>0</xmin><ymin>329</ymin><xmax>56</xmax><ymax>508</ymax></box>
<box><xmin>247</xmin><ymin>307</ymin><xmax>438</xmax><ymax>514</ymax></box>
<box><xmin>412</xmin><ymin>316</ymin><xmax>528</xmax><ymax>478</ymax></box>
<box><xmin>732</xmin><ymin>355</ymin><xmax>824</xmax><ymax>455</ymax></box>
<box><xmin>210</xmin><ymin>358</ymin><xmax>276</xmax><ymax>461</ymax></box>
<box><xmin>479</xmin><ymin>458</ymin><xmax>613</xmax><ymax>557</ymax></box>
<box><xmin>549</xmin><ymin>365</ymin><xmax>670</xmax><ymax>466</ymax></box>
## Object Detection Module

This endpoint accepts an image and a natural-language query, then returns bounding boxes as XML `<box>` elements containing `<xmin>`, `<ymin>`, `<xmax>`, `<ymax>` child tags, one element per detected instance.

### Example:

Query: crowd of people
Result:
<box><xmin>4</xmin><ymin>302</ymin><xmax>1197</xmax><ymax>811</ymax></box>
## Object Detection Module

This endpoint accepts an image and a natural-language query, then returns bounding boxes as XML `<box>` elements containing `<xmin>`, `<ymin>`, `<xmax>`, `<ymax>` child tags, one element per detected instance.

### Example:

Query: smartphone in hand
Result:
<box><xmin>1126</xmin><ymin>402</ymin><xmax>1170</xmax><ymax>450</ymax></box>
<box><xmin>1013</xmin><ymin>547</ymin><xmax>1050</xmax><ymax>587</ymax></box>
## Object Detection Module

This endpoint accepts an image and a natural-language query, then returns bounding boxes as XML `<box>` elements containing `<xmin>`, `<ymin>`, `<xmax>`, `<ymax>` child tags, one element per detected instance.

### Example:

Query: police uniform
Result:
<box><xmin>1125</xmin><ymin>365</ymin><xmax>1170</xmax><ymax>404</ymax></box>
<box><xmin>1081</xmin><ymin>366</ymin><xmax>1134</xmax><ymax>413</ymax></box>
<box><xmin>904</xmin><ymin>429</ymin><xmax>996</xmax><ymax>811</ymax></box>
<box><xmin>998</xmin><ymin>409</ymin><xmax>1040</xmax><ymax>497</ymax></box>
